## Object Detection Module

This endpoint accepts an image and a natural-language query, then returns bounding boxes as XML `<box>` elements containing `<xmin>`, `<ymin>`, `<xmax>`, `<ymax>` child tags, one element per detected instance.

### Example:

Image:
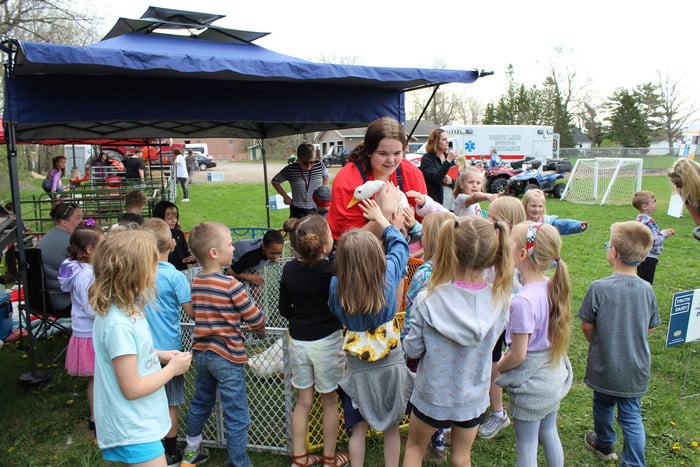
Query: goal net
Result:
<box><xmin>561</xmin><ymin>158</ymin><xmax>643</xmax><ymax>205</ymax></box>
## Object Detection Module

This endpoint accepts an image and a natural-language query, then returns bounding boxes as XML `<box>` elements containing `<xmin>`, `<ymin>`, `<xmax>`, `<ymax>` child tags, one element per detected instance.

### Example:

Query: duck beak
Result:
<box><xmin>347</xmin><ymin>197</ymin><xmax>360</xmax><ymax>208</ymax></box>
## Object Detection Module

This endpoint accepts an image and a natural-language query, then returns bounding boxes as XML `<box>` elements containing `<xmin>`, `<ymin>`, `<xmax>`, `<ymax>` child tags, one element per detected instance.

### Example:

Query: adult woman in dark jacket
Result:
<box><xmin>419</xmin><ymin>129</ymin><xmax>457</xmax><ymax>207</ymax></box>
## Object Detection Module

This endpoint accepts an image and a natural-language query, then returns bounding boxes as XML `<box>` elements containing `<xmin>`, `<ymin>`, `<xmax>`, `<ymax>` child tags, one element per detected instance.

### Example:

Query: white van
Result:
<box><xmin>185</xmin><ymin>143</ymin><xmax>209</xmax><ymax>157</ymax></box>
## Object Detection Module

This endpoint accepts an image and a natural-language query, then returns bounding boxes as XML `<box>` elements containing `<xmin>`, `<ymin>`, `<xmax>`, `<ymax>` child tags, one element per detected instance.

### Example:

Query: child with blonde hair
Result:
<box><xmin>579</xmin><ymin>221</ymin><xmax>659</xmax><ymax>465</ymax></box>
<box><xmin>402</xmin><ymin>215</ymin><xmax>513</xmax><ymax>466</ymax></box>
<box><xmin>667</xmin><ymin>157</ymin><xmax>700</xmax><ymax>225</ymax></box>
<box><xmin>401</xmin><ymin>210</ymin><xmax>456</xmax><ymax>462</ymax></box>
<box><xmin>182</xmin><ymin>221</ymin><xmax>267</xmax><ymax>467</ymax></box>
<box><xmin>142</xmin><ymin>218</ymin><xmax>194</xmax><ymax>466</ymax></box>
<box><xmin>280</xmin><ymin>215</ymin><xmax>347</xmax><ymax>467</ymax></box>
<box><xmin>631</xmin><ymin>190</ymin><xmax>674</xmax><ymax>284</ymax></box>
<box><xmin>58</xmin><ymin>224</ymin><xmax>104</xmax><ymax>438</ymax></box>
<box><xmin>328</xmin><ymin>193</ymin><xmax>413</xmax><ymax>467</ymax></box>
<box><xmin>522</xmin><ymin>188</ymin><xmax>587</xmax><ymax>234</ymax></box>
<box><xmin>453</xmin><ymin>166</ymin><xmax>499</xmax><ymax>217</ymax></box>
<box><xmin>479</xmin><ymin>196</ymin><xmax>528</xmax><ymax>440</ymax></box>
<box><xmin>90</xmin><ymin>229</ymin><xmax>192</xmax><ymax>466</ymax></box>
<box><xmin>496</xmin><ymin>222</ymin><xmax>573</xmax><ymax>467</ymax></box>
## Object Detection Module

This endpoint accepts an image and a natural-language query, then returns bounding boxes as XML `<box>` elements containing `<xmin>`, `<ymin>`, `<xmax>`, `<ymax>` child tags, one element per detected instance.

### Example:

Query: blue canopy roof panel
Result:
<box><xmin>2</xmin><ymin>7</ymin><xmax>484</xmax><ymax>140</ymax></box>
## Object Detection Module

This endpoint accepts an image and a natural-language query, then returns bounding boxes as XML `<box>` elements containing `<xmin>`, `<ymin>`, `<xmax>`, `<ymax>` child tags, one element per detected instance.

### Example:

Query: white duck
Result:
<box><xmin>347</xmin><ymin>180</ymin><xmax>409</xmax><ymax>210</ymax></box>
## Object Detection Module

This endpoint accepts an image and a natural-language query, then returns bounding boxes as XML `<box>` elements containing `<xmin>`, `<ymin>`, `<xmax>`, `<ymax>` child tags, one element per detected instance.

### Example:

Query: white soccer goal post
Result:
<box><xmin>561</xmin><ymin>158</ymin><xmax>643</xmax><ymax>205</ymax></box>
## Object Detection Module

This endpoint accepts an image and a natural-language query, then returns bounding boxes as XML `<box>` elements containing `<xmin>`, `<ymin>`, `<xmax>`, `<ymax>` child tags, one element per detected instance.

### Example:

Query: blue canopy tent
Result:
<box><xmin>2</xmin><ymin>6</ymin><xmax>486</xmax><ymax>212</ymax></box>
<box><xmin>2</xmin><ymin>6</ymin><xmax>487</xmax><ymax>383</ymax></box>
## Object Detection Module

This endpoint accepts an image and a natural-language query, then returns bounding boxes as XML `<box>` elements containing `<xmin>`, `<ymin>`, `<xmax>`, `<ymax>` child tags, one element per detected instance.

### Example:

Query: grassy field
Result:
<box><xmin>0</xmin><ymin>159</ymin><xmax>698</xmax><ymax>466</ymax></box>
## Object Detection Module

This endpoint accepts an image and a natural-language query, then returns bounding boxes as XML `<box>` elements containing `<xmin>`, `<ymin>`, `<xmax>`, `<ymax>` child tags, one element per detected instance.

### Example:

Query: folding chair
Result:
<box><xmin>18</xmin><ymin>248</ymin><xmax>72</xmax><ymax>352</ymax></box>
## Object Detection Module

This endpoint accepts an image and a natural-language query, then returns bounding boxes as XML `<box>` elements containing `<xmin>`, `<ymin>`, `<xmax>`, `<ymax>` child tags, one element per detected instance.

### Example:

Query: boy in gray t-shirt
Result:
<box><xmin>578</xmin><ymin>221</ymin><xmax>660</xmax><ymax>466</ymax></box>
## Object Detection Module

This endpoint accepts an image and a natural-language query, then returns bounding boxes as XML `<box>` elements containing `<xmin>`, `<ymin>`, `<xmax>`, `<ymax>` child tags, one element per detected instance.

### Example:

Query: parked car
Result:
<box><xmin>194</xmin><ymin>153</ymin><xmax>217</xmax><ymax>170</ymax></box>
<box><xmin>407</xmin><ymin>142</ymin><xmax>424</xmax><ymax>154</ymax></box>
<box><xmin>405</xmin><ymin>152</ymin><xmax>423</xmax><ymax>168</ymax></box>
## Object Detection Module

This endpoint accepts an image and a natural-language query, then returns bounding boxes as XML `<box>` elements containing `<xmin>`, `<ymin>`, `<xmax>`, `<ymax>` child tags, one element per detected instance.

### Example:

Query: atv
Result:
<box><xmin>484</xmin><ymin>157</ymin><xmax>535</xmax><ymax>194</ymax></box>
<box><xmin>321</xmin><ymin>146</ymin><xmax>348</xmax><ymax>168</ymax></box>
<box><xmin>506</xmin><ymin>159</ymin><xmax>572</xmax><ymax>198</ymax></box>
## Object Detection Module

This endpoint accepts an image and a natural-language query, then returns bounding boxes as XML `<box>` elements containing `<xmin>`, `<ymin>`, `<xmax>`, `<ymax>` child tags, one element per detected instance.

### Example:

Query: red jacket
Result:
<box><xmin>327</xmin><ymin>159</ymin><xmax>427</xmax><ymax>240</ymax></box>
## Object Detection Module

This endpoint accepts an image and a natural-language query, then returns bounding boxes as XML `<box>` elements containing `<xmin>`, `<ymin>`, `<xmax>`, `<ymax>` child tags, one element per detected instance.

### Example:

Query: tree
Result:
<box><xmin>579</xmin><ymin>103</ymin><xmax>604</xmax><ymax>147</ymax></box>
<box><xmin>656</xmin><ymin>72</ymin><xmax>696</xmax><ymax>155</ymax></box>
<box><xmin>541</xmin><ymin>75</ymin><xmax>574</xmax><ymax>148</ymax></box>
<box><xmin>406</xmin><ymin>86</ymin><xmax>467</xmax><ymax>126</ymax></box>
<box><xmin>604</xmin><ymin>89</ymin><xmax>651</xmax><ymax>147</ymax></box>
<box><xmin>1</xmin><ymin>0</ymin><xmax>97</xmax><ymax>44</ymax></box>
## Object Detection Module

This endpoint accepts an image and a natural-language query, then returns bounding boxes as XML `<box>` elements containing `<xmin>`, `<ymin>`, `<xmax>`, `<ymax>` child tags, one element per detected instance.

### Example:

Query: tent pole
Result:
<box><xmin>260</xmin><ymin>139</ymin><xmax>271</xmax><ymax>228</ymax></box>
<box><xmin>3</xmin><ymin>50</ymin><xmax>52</xmax><ymax>386</ymax></box>
<box><xmin>406</xmin><ymin>85</ymin><xmax>440</xmax><ymax>141</ymax></box>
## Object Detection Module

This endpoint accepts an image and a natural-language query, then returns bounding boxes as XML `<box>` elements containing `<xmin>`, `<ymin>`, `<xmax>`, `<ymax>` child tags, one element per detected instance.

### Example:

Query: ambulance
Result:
<box><xmin>442</xmin><ymin>124</ymin><xmax>560</xmax><ymax>162</ymax></box>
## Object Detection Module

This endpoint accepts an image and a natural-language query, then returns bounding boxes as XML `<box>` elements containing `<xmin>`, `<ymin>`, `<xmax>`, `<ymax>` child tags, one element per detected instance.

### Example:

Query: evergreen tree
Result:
<box><xmin>605</xmin><ymin>89</ymin><xmax>650</xmax><ymax>147</ymax></box>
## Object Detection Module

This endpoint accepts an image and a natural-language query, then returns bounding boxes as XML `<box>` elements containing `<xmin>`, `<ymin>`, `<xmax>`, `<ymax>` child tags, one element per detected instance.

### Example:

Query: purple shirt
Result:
<box><xmin>506</xmin><ymin>280</ymin><xmax>551</xmax><ymax>352</ymax></box>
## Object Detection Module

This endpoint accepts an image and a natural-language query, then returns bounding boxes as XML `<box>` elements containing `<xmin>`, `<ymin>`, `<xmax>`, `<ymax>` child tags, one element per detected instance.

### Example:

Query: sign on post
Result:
<box><xmin>666</xmin><ymin>288</ymin><xmax>700</xmax><ymax>347</ymax></box>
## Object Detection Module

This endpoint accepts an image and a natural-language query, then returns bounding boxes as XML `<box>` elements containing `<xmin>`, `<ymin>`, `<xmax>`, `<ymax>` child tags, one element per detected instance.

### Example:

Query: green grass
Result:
<box><xmin>0</xmin><ymin>164</ymin><xmax>699</xmax><ymax>466</ymax></box>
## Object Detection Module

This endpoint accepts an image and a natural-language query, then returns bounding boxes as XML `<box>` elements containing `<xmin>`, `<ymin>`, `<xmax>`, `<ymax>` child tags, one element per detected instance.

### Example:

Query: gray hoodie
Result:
<box><xmin>403</xmin><ymin>283</ymin><xmax>508</xmax><ymax>422</ymax></box>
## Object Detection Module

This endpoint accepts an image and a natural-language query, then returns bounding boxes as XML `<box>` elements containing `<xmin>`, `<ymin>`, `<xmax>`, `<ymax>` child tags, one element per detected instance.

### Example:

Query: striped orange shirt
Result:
<box><xmin>191</xmin><ymin>272</ymin><xmax>266</xmax><ymax>364</ymax></box>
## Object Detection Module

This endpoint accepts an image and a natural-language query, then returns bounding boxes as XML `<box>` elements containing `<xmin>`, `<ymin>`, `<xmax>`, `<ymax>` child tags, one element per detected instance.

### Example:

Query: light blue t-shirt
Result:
<box><xmin>145</xmin><ymin>261</ymin><xmax>191</xmax><ymax>351</ymax></box>
<box><xmin>93</xmin><ymin>305</ymin><xmax>170</xmax><ymax>449</ymax></box>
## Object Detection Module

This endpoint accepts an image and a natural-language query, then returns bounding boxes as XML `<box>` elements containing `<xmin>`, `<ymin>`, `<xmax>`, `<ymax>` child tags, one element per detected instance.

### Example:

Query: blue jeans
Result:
<box><xmin>186</xmin><ymin>351</ymin><xmax>251</xmax><ymax>467</ymax></box>
<box><xmin>592</xmin><ymin>391</ymin><xmax>646</xmax><ymax>467</ymax></box>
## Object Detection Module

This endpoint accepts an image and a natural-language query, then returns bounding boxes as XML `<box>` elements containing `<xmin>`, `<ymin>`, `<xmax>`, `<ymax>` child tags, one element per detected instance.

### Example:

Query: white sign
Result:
<box><xmin>667</xmin><ymin>194</ymin><xmax>684</xmax><ymax>218</ymax></box>
<box><xmin>666</xmin><ymin>288</ymin><xmax>700</xmax><ymax>347</ymax></box>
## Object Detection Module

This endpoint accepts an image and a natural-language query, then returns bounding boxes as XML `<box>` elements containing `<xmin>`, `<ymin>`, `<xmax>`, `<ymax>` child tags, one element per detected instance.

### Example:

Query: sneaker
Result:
<box><xmin>584</xmin><ymin>431</ymin><xmax>618</xmax><ymax>461</ymax></box>
<box><xmin>431</xmin><ymin>428</ymin><xmax>445</xmax><ymax>449</ymax></box>
<box><xmin>165</xmin><ymin>448</ymin><xmax>182</xmax><ymax>467</ymax></box>
<box><xmin>181</xmin><ymin>198</ymin><xmax>190</xmax><ymax>203</ymax></box>
<box><xmin>478</xmin><ymin>411</ymin><xmax>511</xmax><ymax>439</ymax></box>
<box><xmin>180</xmin><ymin>447</ymin><xmax>209</xmax><ymax>466</ymax></box>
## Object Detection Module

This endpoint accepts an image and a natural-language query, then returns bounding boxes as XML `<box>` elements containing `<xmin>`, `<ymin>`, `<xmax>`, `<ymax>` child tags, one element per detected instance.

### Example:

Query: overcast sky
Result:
<box><xmin>95</xmin><ymin>0</ymin><xmax>700</xmax><ymax>125</ymax></box>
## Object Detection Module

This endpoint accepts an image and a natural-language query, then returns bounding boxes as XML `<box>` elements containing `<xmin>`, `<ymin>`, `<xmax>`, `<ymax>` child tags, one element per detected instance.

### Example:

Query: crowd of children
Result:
<box><xmin>35</xmin><ymin>134</ymin><xmax>673</xmax><ymax>467</ymax></box>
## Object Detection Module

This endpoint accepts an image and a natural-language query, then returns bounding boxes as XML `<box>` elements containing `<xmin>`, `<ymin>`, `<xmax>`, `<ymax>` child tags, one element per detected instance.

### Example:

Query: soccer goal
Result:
<box><xmin>561</xmin><ymin>158</ymin><xmax>643</xmax><ymax>205</ymax></box>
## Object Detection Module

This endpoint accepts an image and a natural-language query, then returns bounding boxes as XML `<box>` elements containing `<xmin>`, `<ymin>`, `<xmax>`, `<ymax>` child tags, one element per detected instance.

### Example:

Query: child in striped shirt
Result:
<box><xmin>181</xmin><ymin>222</ymin><xmax>266</xmax><ymax>467</ymax></box>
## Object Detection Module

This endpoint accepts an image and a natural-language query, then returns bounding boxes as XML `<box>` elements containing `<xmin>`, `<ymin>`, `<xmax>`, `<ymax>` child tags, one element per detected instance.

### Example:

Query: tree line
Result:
<box><xmin>407</xmin><ymin>64</ymin><xmax>695</xmax><ymax>154</ymax></box>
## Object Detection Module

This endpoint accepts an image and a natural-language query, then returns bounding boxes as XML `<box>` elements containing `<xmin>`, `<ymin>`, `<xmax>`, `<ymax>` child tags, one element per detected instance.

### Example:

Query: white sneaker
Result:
<box><xmin>478</xmin><ymin>410</ymin><xmax>511</xmax><ymax>439</ymax></box>
<box><xmin>181</xmin><ymin>198</ymin><xmax>190</xmax><ymax>203</ymax></box>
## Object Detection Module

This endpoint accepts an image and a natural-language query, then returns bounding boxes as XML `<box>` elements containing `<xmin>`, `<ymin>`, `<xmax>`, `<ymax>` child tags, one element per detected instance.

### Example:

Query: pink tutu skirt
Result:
<box><xmin>65</xmin><ymin>336</ymin><xmax>95</xmax><ymax>377</ymax></box>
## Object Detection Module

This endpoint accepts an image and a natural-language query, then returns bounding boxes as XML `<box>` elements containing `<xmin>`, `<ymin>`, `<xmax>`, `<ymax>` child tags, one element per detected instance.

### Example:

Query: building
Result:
<box><xmin>314</xmin><ymin>119</ymin><xmax>438</xmax><ymax>155</ymax></box>
<box><xmin>171</xmin><ymin>137</ymin><xmax>246</xmax><ymax>160</ymax></box>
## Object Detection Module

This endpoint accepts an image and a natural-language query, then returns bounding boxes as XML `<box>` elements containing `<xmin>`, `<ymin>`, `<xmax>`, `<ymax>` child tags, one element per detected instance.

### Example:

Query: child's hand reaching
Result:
<box><xmin>360</xmin><ymin>199</ymin><xmax>390</xmax><ymax>230</ymax></box>
<box><xmin>400</xmin><ymin>206</ymin><xmax>416</xmax><ymax>230</ymax></box>
<box><xmin>405</xmin><ymin>190</ymin><xmax>426</xmax><ymax>208</ymax></box>
<box><xmin>374</xmin><ymin>182</ymin><xmax>402</xmax><ymax>219</ymax></box>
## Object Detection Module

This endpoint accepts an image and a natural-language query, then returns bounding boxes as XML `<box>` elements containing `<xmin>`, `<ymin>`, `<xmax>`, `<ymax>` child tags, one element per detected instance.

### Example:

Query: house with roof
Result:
<box><xmin>315</xmin><ymin>119</ymin><xmax>438</xmax><ymax>156</ymax></box>
<box><xmin>573</xmin><ymin>127</ymin><xmax>593</xmax><ymax>149</ymax></box>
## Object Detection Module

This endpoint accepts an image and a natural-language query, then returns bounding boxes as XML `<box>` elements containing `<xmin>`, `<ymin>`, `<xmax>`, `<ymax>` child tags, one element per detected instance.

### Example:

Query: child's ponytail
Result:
<box><xmin>522</xmin><ymin>222</ymin><xmax>571</xmax><ymax>363</ymax></box>
<box><xmin>548</xmin><ymin>256</ymin><xmax>571</xmax><ymax>364</ymax></box>
<box><xmin>428</xmin><ymin>218</ymin><xmax>458</xmax><ymax>292</ymax></box>
<box><xmin>491</xmin><ymin>221</ymin><xmax>514</xmax><ymax>307</ymax></box>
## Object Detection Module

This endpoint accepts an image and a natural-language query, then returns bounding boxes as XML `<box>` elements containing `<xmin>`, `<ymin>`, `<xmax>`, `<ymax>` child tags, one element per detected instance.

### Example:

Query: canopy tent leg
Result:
<box><xmin>260</xmin><ymin>138</ymin><xmax>271</xmax><ymax>228</ymax></box>
<box><xmin>405</xmin><ymin>85</ymin><xmax>440</xmax><ymax>142</ymax></box>
<box><xmin>4</xmin><ymin>44</ymin><xmax>52</xmax><ymax>387</ymax></box>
